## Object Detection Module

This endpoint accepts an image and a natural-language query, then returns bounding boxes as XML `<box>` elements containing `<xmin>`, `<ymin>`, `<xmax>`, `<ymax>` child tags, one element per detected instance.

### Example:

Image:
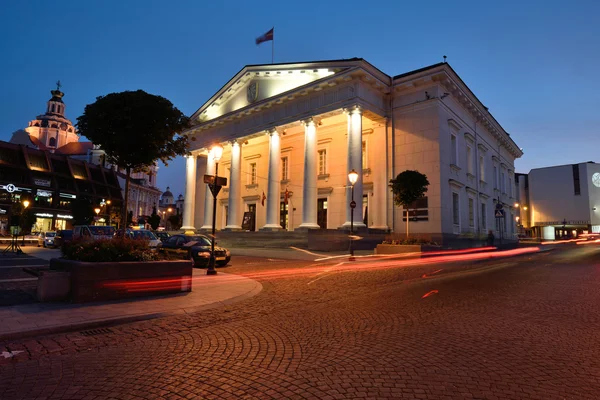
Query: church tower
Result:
<box><xmin>24</xmin><ymin>81</ymin><xmax>79</xmax><ymax>151</ymax></box>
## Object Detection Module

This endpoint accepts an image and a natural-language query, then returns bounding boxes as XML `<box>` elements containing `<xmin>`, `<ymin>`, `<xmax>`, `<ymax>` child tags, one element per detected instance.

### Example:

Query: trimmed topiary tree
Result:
<box><xmin>389</xmin><ymin>170</ymin><xmax>430</xmax><ymax>238</ymax></box>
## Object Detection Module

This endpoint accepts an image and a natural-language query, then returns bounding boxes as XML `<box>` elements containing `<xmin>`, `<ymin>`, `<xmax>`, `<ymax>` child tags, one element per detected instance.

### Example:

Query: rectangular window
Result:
<box><xmin>468</xmin><ymin>198</ymin><xmax>474</xmax><ymax>227</ymax></box>
<box><xmin>494</xmin><ymin>166</ymin><xmax>498</xmax><ymax>188</ymax></box>
<box><xmin>508</xmin><ymin>173</ymin><xmax>513</xmax><ymax>197</ymax></box>
<box><xmin>573</xmin><ymin>164</ymin><xmax>580</xmax><ymax>195</ymax></box>
<box><xmin>501</xmin><ymin>171</ymin><xmax>505</xmax><ymax>193</ymax></box>
<box><xmin>479</xmin><ymin>155</ymin><xmax>485</xmax><ymax>180</ymax></box>
<box><xmin>362</xmin><ymin>141</ymin><xmax>367</xmax><ymax>170</ymax></box>
<box><xmin>318</xmin><ymin>149</ymin><xmax>327</xmax><ymax>175</ymax></box>
<box><xmin>466</xmin><ymin>145</ymin><xmax>473</xmax><ymax>174</ymax></box>
<box><xmin>452</xmin><ymin>192</ymin><xmax>460</xmax><ymax>226</ymax></box>
<box><xmin>281</xmin><ymin>157</ymin><xmax>288</xmax><ymax>181</ymax></box>
<box><xmin>250</xmin><ymin>162</ymin><xmax>257</xmax><ymax>184</ymax></box>
<box><xmin>481</xmin><ymin>202</ymin><xmax>487</xmax><ymax>231</ymax></box>
<box><xmin>450</xmin><ymin>134</ymin><xmax>457</xmax><ymax>165</ymax></box>
<box><xmin>402</xmin><ymin>196</ymin><xmax>429</xmax><ymax>222</ymax></box>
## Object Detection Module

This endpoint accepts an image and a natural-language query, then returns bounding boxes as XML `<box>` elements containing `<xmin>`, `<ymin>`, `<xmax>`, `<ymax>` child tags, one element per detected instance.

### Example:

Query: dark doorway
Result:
<box><xmin>280</xmin><ymin>202</ymin><xmax>288</xmax><ymax>230</ymax></box>
<box><xmin>248</xmin><ymin>204</ymin><xmax>256</xmax><ymax>231</ymax></box>
<box><xmin>317</xmin><ymin>198</ymin><xmax>327</xmax><ymax>229</ymax></box>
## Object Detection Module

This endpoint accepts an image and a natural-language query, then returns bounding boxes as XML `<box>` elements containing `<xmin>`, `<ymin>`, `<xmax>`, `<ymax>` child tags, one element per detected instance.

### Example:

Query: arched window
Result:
<box><xmin>51</xmin><ymin>104</ymin><xmax>55</xmax><ymax>113</ymax></box>
<box><xmin>34</xmin><ymin>122</ymin><xmax>40</xmax><ymax>127</ymax></box>
<box><xmin>49</xmin><ymin>137</ymin><xmax>57</xmax><ymax>147</ymax></box>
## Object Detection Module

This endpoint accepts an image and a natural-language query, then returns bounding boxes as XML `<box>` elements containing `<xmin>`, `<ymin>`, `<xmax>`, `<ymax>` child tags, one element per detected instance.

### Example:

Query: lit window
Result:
<box><xmin>281</xmin><ymin>156</ymin><xmax>288</xmax><ymax>181</ymax></box>
<box><xmin>250</xmin><ymin>163</ymin><xmax>257</xmax><ymax>184</ymax></box>
<box><xmin>318</xmin><ymin>149</ymin><xmax>327</xmax><ymax>175</ymax></box>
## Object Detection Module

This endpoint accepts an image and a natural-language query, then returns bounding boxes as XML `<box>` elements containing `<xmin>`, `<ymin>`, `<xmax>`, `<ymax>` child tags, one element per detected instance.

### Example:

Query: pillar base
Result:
<box><xmin>339</xmin><ymin>222</ymin><xmax>367</xmax><ymax>230</ymax></box>
<box><xmin>296</xmin><ymin>223</ymin><xmax>321</xmax><ymax>232</ymax></box>
<box><xmin>260</xmin><ymin>224</ymin><xmax>283</xmax><ymax>232</ymax></box>
<box><xmin>222</xmin><ymin>225</ymin><xmax>243</xmax><ymax>231</ymax></box>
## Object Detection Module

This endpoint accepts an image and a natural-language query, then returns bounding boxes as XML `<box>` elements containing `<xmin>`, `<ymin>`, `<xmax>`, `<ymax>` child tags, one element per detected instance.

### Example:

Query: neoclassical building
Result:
<box><xmin>181</xmin><ymin>59</ymin><xmax>522</xmax><ymax>243</ymax></box>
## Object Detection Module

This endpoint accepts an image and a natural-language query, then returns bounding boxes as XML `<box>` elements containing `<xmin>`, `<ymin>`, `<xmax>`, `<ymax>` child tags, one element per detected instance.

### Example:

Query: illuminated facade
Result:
<box><xmin>181</xmin><ymin>59</ymin><xmax>522</xmax><ymax>243</ymax></box>
<box><xmin>516</xmin><ymin>162</ymin><xmax>600</xmax><ymax>239</ymax></box>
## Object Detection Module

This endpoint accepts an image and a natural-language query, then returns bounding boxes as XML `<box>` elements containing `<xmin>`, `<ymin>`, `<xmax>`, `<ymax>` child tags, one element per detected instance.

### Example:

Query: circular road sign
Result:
<box><xmin>350</xmin><ymin>200</ymin><xmax>357</xmax><ymax>209</ymax></box>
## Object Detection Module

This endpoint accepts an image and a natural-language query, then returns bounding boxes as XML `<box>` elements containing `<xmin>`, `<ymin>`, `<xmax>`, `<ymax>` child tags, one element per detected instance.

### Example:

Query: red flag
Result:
<box><xmin>255</xmin><ymin>27</ymin><xmax>274</xmax><ymax>45</ymax></box>
<box><xmin>284</xmin><ymin>188</ymin><xmax>289</xmax><ymax>205</ymax></box>
<box><xmin>261</xmin><ymin>191</ymin><xmax>266</xmax><ymax>206</ymax></box>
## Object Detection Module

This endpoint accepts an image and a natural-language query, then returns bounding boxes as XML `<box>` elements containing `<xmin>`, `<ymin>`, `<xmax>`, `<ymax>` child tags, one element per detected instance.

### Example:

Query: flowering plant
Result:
<box><xmin>61</xmin><ymin>237</ymin><xmax>160</xmax><ymax>262</ymax></box>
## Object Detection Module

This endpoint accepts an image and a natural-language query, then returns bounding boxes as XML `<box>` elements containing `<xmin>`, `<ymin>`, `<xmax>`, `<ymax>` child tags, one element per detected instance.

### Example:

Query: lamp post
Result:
<box><xmin>348</xmin><ymin>169</ymin><xmax>359</xmax><ymax>260</ymax></box>
<box><xmin>94</xmin><ymin>207</ymin><xmax>101</xmax><ymax>226</ymax></box>
<box><xmin>22</xmin><ymin>200</ymin><xmax>30</xmax><ymax>246</ymax></box>
<box><xmin>106</xmin><ymin>200</ymin><xmax>112</xmax><ymax>226</ymax></box>
<box><xmin>208</xmin><ymin>144</ymin><xmax>223</xmax><ymax>276</ymax></box>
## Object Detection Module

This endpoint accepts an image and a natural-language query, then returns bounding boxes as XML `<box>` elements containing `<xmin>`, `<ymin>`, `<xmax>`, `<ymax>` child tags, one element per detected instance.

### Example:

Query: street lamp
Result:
<box><xmin>106</xmin><ymin>200</ymin><xmax>112</xmax><ymax>226</ymax></box>
<box><xmin>22</xmin><ymin>200</ymin><xmax>30</xmax><ymax>246</ymax></box>
<box><xmin>208</xmin><ymin>144</ymin><xmax>223</xmax><ymax>276</ymax></box>
<box><xmin>348</xmin><ymin>169</ymin><xmax>359</xmax><ymax>260</ymax></box>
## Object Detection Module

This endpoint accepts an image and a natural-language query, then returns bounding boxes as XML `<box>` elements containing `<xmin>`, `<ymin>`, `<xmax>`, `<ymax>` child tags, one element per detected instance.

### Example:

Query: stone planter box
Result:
<box><xmin>375</xmin><ymin>244</ymin><xmax>440</xmax><ymax>254</ymax></box>
<box><xmin>49</xmin><ymin>258</ymin><xmax>193</xmax><ymax>303</ymax></box>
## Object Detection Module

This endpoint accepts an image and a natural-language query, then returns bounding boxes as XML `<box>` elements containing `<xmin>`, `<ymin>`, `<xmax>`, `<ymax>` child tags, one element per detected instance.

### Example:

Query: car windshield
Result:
<box><xmin>45</xmin><ymin>232</ymin><xmax>56</xmax><ymax>237</ymax></box>
<box><xmin>89</xmin><ymin>226</ymin><xmax>115</xmax><ymax>236</ymax></box>
<box><xmin>131</xmin><ymin>230</ymin><xmax>158</xmax><ymax>240</ymax></box>
<box><xmin>188</xmin><ymin>236</ymin><xmax>212</xmax><ymax>246</ymax></box>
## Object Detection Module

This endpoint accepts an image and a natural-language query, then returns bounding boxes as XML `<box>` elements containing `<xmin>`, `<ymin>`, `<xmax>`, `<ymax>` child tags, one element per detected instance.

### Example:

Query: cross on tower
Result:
<box><xmin>56</xmin><ymin>80</ymin><xmax>62</xmax><ymax>91</ymax></box>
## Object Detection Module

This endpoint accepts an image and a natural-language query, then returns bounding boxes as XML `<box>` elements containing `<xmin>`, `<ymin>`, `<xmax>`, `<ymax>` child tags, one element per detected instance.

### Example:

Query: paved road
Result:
<box><xmin>1</xmin><ymin>245</ymin><xmax>600</xmax><ymax>399</ymax></box>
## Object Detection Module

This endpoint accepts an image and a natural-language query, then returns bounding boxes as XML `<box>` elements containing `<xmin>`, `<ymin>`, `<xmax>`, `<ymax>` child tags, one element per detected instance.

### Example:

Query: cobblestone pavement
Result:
<box><xmin>1</xmin><ymin>245</ymin><xmax>600</xmax><ymax>399</ymax></box>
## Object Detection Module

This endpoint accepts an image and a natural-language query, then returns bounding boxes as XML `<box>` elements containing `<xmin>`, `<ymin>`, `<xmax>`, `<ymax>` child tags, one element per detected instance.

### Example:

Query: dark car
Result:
<box><xmin>54</xmin><ymin>229</ymin><xmax>73</xmax><ymax>248</ymax></box>
<box><xmin>160</xmin><ymin>234</ymin><xmax>231</xmax><ymax>268</ymax></box>
<box><xmin>155</xmin><ymin>231</ymin><xmax>171</xmax><ymax>243</ymax></box>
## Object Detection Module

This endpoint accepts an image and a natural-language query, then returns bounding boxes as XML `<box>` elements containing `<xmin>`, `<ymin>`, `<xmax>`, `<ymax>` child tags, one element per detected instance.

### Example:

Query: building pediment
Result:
<box><xmin>190</xmin><ymin>59</ymin><xmax>389</xmax><ymax>125</ymax></box>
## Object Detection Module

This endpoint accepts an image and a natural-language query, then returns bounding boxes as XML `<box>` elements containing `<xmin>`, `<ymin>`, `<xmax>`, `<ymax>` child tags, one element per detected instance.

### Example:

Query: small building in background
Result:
<box><xmin>515</xmin><ymin>162</ymin><xmax>600</xmax><ymax>240</ymax></box>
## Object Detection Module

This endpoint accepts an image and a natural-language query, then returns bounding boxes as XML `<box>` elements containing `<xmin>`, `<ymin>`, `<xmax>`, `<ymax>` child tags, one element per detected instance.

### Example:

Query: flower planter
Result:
<box><xmin>375</xmin><ymin>244</ymin><xmax>440</xmax><ymax>254</ymax></box>
<box><xmin>49</xmin><ymin>258</ymin><xmax>193</xmax><ymax>303</ymax></box>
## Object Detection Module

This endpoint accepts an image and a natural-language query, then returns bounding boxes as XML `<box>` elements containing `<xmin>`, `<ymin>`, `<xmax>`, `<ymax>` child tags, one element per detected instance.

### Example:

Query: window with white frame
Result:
<box><xmin>281</xmin><ymin>156</ymin><xmax>289</xmax><ymax>181</ymax></box>
<box><xmin>501</xmin><ymin>170</ymin><xmax>506</xmax><ymax>193</ymax></box>
<box><xmin>318</xmin><ymin>149</ymin><xmax>327</xmax><ymax>175</ymax></box>
<box><xmin>450</xmin><ymin>134</ymin><xmax>457</xmax><ymax>165</ymax></box>
<box><xmin>452</xmin><ymin>192</ymin><xmax>460</xmax><ymax>226</ymax></box>
<box><xmin>362</xmin><ymin>140</ymin><xmax>367</xmax><ymax>170</ymax></box>
<box><xmin>481</xmin><ymin>202</ymin><xmax>487</xmax><ymax>231</ymax></box>
<box><xmin>479</xmin><ymin>155</ymin><xmax>485</xmax><ymax>180</ymax></box>
<box><xmin>508</xmin><ymin>173</ymin><xmax>513</xmax><ymax>197</ymax></box>
<box><xmin>466</xmin><ymin>145</ymin><xmax>473</xmax><ymax>175</ymax></box>
<box><xmin>468</xmin><ymin>197</ymin><xmax>474</xmax><ymax>227</ymax></box>
<box><xmin>250</xmin><ymin>162</ymin><xmax>257</xmax><ymax>184</ymax></box>
<box><xmin>494</xmin><ymin>166</ymin><xmax>498</xmax><ymax>188</ymax></box>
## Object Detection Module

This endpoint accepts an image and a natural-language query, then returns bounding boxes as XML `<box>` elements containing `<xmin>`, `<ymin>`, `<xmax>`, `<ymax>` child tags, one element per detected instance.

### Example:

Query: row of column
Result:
<box><xmin>181</xmin><ymin>106</ymin><xmax>369</xmax><ymax>232</ymax></box>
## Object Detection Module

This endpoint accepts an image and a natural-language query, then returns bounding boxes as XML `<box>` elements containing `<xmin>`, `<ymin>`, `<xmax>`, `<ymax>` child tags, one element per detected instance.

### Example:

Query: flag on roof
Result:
<box><xmin>256</xmin><ymin>27</ymin><xmax>274</xmax><ymax>45</ymax></box>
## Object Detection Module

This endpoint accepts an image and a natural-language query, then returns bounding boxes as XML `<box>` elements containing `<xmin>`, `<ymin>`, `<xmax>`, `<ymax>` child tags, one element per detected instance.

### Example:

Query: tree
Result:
<box><xmin>168</xmin><ymin>214</ymin><xmax>182</xmax><ymax>230</ymax></box>
<box><xmin>389</xmin><ymin>170</ymin><xmax>430</xmax><ymax>238</ymax></box>
<box><xmin>77</xmin><ymin>90</ymin><xmax>190</xmax><ymax>230</ymax></box>
<box><xmin>71</xmin><ymin>197</ymin><xmax>95</xmax><ymax>226</ymax></box>
<box><xmin>148</xmin><ymin>207</ymin><xmax>161</xmax><ymax>231</ymax></box>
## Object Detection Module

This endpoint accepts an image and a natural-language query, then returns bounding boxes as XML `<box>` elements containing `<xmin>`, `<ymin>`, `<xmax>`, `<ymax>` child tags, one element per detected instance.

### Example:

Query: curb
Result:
<box><xmin>0</xmin><ymin>279</ymin><xmax>263</xmax><ymax>342</ymax></box>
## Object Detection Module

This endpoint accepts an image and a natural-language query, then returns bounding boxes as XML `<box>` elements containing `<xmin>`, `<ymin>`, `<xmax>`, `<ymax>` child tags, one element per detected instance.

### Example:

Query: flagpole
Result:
<box><xmin>271</xmin><ymin>33</ymin><xmax>274</xmax><ymax>64</ymax></box>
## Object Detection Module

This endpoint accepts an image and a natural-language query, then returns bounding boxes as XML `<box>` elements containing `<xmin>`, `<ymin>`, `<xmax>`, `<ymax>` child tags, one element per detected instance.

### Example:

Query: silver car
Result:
<box><xmin>37</xmin><ymin>231</ymin><xmax>57</xmax><ymax>248</ymax></box>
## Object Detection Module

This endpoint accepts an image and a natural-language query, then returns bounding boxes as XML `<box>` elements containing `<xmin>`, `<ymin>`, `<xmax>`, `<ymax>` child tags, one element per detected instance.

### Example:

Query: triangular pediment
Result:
<box><xmin>191</xmin><ymin>59</ymin><xmax>377</xmax><ymax>124</ymax></box>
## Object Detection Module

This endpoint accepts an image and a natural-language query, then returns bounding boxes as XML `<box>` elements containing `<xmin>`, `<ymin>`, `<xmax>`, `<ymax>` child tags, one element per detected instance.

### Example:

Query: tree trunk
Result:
<box><xmin>122</xmin><ymin>167</ymin><xmax>131</xmax><ymax>229</ymax></box>
<box><xmin>406</xmin><ymin>208</ymin><xmax>409</xmax><ymax>239</ymax></box>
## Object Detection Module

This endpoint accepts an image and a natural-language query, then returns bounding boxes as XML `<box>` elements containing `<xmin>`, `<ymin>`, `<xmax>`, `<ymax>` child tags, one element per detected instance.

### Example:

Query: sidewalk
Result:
<box><xmin>0</xmin><ymin>268</ymin><xmax>262</xmax><ymax>341</ymax></box>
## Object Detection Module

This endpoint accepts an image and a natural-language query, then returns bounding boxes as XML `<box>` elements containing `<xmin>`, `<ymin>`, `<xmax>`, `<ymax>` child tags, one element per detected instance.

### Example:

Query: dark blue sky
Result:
<box><xmin>2</xmin><ymin>0</ymin><xmax>598</xmax><ymax>197</ymax></box>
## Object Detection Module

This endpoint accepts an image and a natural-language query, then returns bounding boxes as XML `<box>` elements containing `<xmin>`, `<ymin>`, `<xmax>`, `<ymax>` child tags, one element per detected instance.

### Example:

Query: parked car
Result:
<box><xmin>54</xmin><ymin>229</ymin><xmax>73</xmax><ymax>248</ymax></box>
<box><xmin>73</xmin><ymin>225</ymin><xmax>115</xmax><ymax>241</ymax></box>
<box><xmin>160</xmin><ymin>234</ymin><xmax>231</xmax><ymax>267</ymax></box>
<box><xmin>115</xmin><ymin>229</ymin><xmax>162</xmax><ymax>249</ymax></box>
<box><xmin>37</xmin><ymin>231</ymin><xmax>56</xmax><ymax>248</ymax></box>
<box><xmin>155</xmin><ymin>231</ymin><xmax>171</xmax><ymax>243</ymax></box>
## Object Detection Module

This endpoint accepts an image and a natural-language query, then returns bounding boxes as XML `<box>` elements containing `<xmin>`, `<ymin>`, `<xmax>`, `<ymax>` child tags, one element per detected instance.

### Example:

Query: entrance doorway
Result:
<box><xmin>247</xmin><ymin>204</ymin><xmax>256</xmax><ymax>231</ymax></box>
<box><xmin>317</xmin><ymin>198</ymin><xmax>327</xmax><ymax>229</ymax></box>
<box><xmin>280</xmin><ymin>202</ymin><xmax>288</xmax><ymax>230</ymax></box>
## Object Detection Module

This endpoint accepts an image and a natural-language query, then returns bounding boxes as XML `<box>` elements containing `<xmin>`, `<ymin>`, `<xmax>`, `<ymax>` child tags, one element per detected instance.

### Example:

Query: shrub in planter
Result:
<box><xmin>61</xmin><ymin>237</ymin><xmax>160</xmax><ymax>262</ymax></box>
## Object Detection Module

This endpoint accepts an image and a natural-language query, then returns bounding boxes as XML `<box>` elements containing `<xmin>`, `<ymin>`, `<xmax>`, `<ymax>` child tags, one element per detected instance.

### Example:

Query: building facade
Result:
<box><xmin>181</xmin><ymin>59</ymin><xmax>522</xmax><ymax>243</ymax></box>
<box><xmin>10</xmin><ymin>87</ymin><xmax>161</xmax><ymax>224</ymax></box>
<box><xmin>0</xmin><ymin>141</ymin><xmax>122</xmax><ymax>234</ymax></box>
<box><xmin>516</xmin><ymin>162</ymin><xmax>600</xmax><ymax>240</ymax></box>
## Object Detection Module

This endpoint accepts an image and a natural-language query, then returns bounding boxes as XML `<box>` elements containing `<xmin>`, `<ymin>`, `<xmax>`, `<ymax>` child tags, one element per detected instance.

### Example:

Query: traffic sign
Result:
<box><xmin>495</xmin><ymin>209</ymin><xmax>505</xmax><ymax>218</ymax></box>
<box><xmin>204</xmin><ymin>174</ymin><xmax>227</xmax><ymax>186</ymax></box>
<box><xmin>495</xmin><ymin>203</ymin><xmax>503</xmax><ymax>210</ymax></box>
<box><xmin>209</xmin><ymin>184</ymin><xmax>222</xmax><ymax>197</ymax></box>
<box><xmin>350</xmin><ymin>200</ymin><xmax>357</xmax><ymax>209</ymax></box>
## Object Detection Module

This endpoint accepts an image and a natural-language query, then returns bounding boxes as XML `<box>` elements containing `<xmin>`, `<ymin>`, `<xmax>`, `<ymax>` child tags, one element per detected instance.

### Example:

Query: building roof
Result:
<box><xmin>162</xmin><ymin>186</ymin><xmax>173</xmax><ymax>198</ymax></box>
<box><xmin>55</xmin><ymin>141</ymin><xmax>93</xmax><ymax>155</ymax></box>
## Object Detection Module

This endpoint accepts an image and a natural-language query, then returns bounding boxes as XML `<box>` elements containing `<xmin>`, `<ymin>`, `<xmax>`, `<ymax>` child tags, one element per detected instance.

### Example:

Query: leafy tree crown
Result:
<box><xmin>389</xmin><ymin>170</ymin><xmax>430</xmax><ymax>207</ymax></box>
<box><xmin>76</xmin><ymin>90</ymin><xmax>190</xmax><ymax>171</ymax></box>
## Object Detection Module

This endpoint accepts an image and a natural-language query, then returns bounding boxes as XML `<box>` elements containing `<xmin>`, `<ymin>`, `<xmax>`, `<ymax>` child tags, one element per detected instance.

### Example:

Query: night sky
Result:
<box><xmin>2</xmin><ymin>0</ymin><xmax>598</xmax><ymax>197</ymax></box>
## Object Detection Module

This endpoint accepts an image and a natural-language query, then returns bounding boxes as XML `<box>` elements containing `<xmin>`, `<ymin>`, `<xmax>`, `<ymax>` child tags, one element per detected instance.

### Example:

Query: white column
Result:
<box><xmin>371</xmin><ymin>129</ymin><xmax>389</xmax><ymax>230</ymax></box>
<box><xmin>225</xmin><ymin>140</ymin><xmax>242</xmax><ymax>230</ymax></box>
<box><xmin>342</xmin><ymin>106</ymin><xmax>366</xmax><ymax>229</ymax></box>
<box><xmin>199</xmin><ymin>155</ymin><xmax>216</xmax><ymax>230</ymax></box>
<box><xmin>181</xmin><ymin>154</ymin><xmax>197</xmax><ymax>232</ymax></box>
<box><xmin>299</xmin><ymin>118</ymin><xmax>320</xmax><ymax>230</ymax></box>
<box><xmin>261</xmin><ymin>129</ymin><xmax>282</xmax><ymax>230</ymax></box>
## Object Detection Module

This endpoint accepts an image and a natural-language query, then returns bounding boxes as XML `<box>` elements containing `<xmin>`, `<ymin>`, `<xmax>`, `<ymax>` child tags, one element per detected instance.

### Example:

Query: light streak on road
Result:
<box><xmin>541</xmin><ymin>238</ymin><xmax>586</xmax><ymax>245</ymax></box>
<box><xmin>576</xmin><ymin>239</ymin><xmax>600</xmax><ymax>245</ymax></box>
<box><xmin>421</xmin><ymin>290</ymin><xmax>439</xmax><ymax>298</ymax></box>
<box><xmin>422</xmin><ymin>269</ymin><xmax>443</xmax><ymax>278</ymax></box>
<box><xmin>422</xmin><ymin>246</ymin><xmax>497</xmax><ymax>256</ymax></box>
<box><xmin>99</xmin><ymin>247</ymin><xmax>542</xmax><ymax>292</ymax></box>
